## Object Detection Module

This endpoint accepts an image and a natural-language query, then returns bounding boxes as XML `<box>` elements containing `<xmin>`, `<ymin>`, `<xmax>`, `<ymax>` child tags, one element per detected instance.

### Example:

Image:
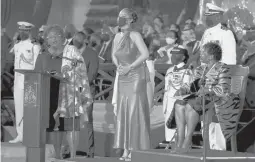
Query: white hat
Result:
<box><xmin>17</xmin><ymin>21</ymin><xmax>34</xmax><ymax>31</ymax></box>
<box><xmin>205</xmin><ymin>3</ymin><xmax>225</xmax><ymax>16</ymax></box>
<box><xmin>39</xmin><ymin>25</ymin><xmax>47</xmax><ymax>32</ymax></box>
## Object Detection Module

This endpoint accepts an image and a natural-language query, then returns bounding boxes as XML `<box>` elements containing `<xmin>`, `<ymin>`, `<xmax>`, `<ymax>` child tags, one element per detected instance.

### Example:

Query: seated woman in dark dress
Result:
<box><xmin>34</xmin><ymin>25</ymin><xmax>92</xmax><ymax>159</ymax></box>
<box><xmin>173</xmin><ymin>42</ymin><xmax>240</xmax><ymax>153</ymax></box>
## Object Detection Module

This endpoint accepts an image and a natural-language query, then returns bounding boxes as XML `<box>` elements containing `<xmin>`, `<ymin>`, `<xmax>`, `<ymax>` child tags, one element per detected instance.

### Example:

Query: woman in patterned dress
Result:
<box><xmin>112</xmin><ymin>8</ymin><xmax>151</xmax><ymax>161</ymax></box>
<box><xmin>173</xmin><ymin>42</ymin><xmax>240</xmax><ymax>153</ymax></box>
<box><xmin>35</xmin><ymin>25</ymin><xmax>92</xmax><ymax>159</ymax></box>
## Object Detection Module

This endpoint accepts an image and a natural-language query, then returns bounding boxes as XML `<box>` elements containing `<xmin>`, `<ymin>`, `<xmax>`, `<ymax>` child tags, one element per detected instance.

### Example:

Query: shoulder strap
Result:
<box><xmin>113</xmin><ymin>31</ymin><xmax>131</xmax><ymax>55</ymax></box>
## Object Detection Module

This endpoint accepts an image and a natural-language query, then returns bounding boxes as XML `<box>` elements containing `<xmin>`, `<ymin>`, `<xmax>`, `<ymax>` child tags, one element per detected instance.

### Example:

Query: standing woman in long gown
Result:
<box><xmin>112</xmin><ymin>8</ymin><xmax>151</xmax><ymax>161</ymax></box>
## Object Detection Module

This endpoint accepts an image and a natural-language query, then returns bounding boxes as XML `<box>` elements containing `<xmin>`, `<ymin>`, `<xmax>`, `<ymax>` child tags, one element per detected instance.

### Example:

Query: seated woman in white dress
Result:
<box><xmin>163</xmin><ymin>46</ymin><xmax>193</xmax><ymax>144</ymax></box>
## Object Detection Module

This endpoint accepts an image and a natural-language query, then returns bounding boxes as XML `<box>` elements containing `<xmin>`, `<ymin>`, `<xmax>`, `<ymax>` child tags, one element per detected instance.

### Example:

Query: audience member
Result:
<box><xmin>72</xmin><ymin>32</ymin><xmax>99</xmax><ymax>158</ymax></box>
<box><xmin>181</xmin><ymin>24</ymin><xmax>196</xmax><ymax>48</ymax></box>
<box><xmin>157</xmin><ymin>30</ymin><xmax>181</xmax><ymax>64</ymax></box>
<box><xmin>1</xmin><ymin>28</ymin><xmax>12</xmax><ymax>74</ymax></box>
<box><xmin>89</xmin><ymin>33</ymin><xmax>102</xmax><ymax>53</ymax></box>
<box><xmin>99</xmin><ymin>27</ymin><xmax>114</xmax><ymax>63</ymax></box>
<box><xmin>64</xmin><ymin>24</ymin><xmax>77</xmax><ymax>44</ymax></box>
<box><xmin>186</xmin><ymin>24</ymin><xmax>206</xmax><ymax>69</ymax></box>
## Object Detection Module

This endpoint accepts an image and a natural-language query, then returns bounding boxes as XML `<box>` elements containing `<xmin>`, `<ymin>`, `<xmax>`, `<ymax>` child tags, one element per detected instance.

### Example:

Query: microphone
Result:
<box><xmin>47</xmin><ymin>70</ymin><xmax>57</xmax><ymax>75</ymax></box>
<box><xmin>51</xmin><ymin>55</ymin><xmax>83</xmax><ymax>67</ymax></box>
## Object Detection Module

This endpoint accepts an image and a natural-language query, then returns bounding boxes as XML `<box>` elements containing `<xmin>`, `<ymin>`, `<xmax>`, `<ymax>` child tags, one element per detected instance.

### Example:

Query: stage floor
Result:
<box><xmin>51</xmin><ymin>149</ymin><xmax>255</xmax><ymax>162</ymax></box>
<box><xmin>2</xmin><ymin>142</ymin><xmax>255</xmax><ymax>162</ymax></box>
<box><xmin>132</xmin><ymin>149</ymin><xmax>255</xmax><ymax>162</ymax></box>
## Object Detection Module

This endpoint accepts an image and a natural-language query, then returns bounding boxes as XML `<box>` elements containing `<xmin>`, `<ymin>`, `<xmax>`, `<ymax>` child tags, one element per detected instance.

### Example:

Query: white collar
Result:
<box><xmin>175</xmin><ymin>62</ymin><xmax>185</xmax><ymax>69</ymax></box>
<box><xmin>67</xmin><ymin>38</ymin><xmax>73</xmax><ymax>43</ymax></box>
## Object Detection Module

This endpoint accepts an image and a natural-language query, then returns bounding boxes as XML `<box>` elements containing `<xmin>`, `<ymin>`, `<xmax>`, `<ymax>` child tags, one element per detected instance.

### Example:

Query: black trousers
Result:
<box><xmin>85</xmin><ymin>103</ymin><xmax>94</xmax><ymax>155</ymax></box>
<box><xmin>85</xmin><ymin>84</ymin><xmax>95</xmax><ymax>155</ymax></box>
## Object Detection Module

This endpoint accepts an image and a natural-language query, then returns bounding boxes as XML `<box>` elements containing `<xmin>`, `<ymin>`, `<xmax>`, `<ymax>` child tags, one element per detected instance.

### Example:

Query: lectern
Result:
<box><xmin>15</xmin><ymin>69</ymin><xmax>51</xmax><ymax>162</ymax></box>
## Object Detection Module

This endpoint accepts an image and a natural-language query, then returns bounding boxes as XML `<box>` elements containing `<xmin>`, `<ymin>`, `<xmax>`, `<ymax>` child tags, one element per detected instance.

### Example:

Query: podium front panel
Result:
<box><xmin>23</xmin><ymin>73</ymin><xmax>50</xmax><ymax>147</ymax></box>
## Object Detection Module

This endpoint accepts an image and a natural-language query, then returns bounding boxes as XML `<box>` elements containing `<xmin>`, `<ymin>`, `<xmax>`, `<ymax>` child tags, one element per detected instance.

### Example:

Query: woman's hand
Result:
<box><xmin>48</xmin><ymin>71</ymin><xmax>68</xmax><ymax>83</ymax></box>
<box><xmin>118</xmin><ymin>65</ymin><xmax>131</xmax><ymax>76</ymax></box>
<box><xmin>157</xmin><ymin>46</ymin><xmax>167</xmax><ymax>57</ymax></box>
<box><xmin>196</xmin><ymin>88</ymin><xmax>213</xmax><ymax>97</ymax></box>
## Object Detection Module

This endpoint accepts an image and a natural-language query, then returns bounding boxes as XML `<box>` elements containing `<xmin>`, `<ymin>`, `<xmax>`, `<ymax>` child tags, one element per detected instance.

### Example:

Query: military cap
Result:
<box><xmin>204</xmin><ymin>3</ymin><xmax>225</xmax><ymax>16</ymax></box>
<box><xmin>17</xmin><ymin>21</ymin><xmax>34</xmax><ymax>31</ymax></box>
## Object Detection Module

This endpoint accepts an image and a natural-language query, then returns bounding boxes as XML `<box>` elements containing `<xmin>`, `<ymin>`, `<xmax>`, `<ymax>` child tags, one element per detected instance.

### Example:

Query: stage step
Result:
<box><xmin>1</xmin><ymin>142</ymin><xmax>55</xmax><ymax>162</ymax></box>
<box><xmin>132</xmin><ymin>149</ymin><xmax>255</xmax><ymax>162</ymax></box>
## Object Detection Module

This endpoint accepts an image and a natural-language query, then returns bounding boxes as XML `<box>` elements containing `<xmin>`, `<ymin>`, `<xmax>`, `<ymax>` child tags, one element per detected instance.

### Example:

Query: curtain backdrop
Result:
<box><xmin>5</xmin><ymin>0</ymin><xmax>52</xmax><ymax>37</ymax></box>
<box><xmin>148</xmin><ymin>0</ymin><xmax>200</xmax><ymax>26</ymax></box>
<box><xmin>1</xmin><ymin>0</ymin><xmax>14</xmax><ymax>28</ymax></box>
<box><xmin>30</xmin><ymin>0</ymin><xmax>52</xmax><ymax>35</ymax></box>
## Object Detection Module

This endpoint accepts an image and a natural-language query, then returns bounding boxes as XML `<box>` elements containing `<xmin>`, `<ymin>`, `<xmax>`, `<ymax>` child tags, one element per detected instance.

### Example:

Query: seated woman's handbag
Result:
<box><xmin>166</xmin><ymin>108</ymin><xmax>176</xmax><ymax>129</ymax></box>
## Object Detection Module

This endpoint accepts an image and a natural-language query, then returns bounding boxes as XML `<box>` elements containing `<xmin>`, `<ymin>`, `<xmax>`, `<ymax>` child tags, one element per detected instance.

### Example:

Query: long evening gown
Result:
<box><xmin>113</xmin><ymin>32</ymin><xmax>151</xmax><ymax>151</ymax></box>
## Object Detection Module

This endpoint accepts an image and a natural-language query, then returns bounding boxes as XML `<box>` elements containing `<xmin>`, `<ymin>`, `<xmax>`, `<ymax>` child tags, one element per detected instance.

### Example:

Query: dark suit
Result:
<box><xmin>1</xmin><ymin>34</ymin><xmax>12</xmax><ymax>74</ymax></box>
<box><xmin>81</xmin><ymin>46</ymin><xmax>99</xmax><ymax>157</ymax></box>
<box><xmin>186</xmin><ymin>40</ymin><xmax>201</xmax><ymax>69</ymax></box>
<box><xmin>98</xmin><ymin>39</ymin><xmax>113</xmax><ymax>63</ymax></box>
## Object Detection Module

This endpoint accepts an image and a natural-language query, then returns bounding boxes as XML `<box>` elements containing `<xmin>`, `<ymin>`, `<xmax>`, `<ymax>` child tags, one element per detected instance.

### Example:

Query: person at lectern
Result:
<box><xmin>34</xmin><ymin>25</ymin><xmax>92</xmax><ymax>159</ymax></box>
<box><xmin>9</xmin><ymin>21</ymin><xmax>41</xmax><ymax>143</ymax></box>
<box><xmin>112</xmin><ymin>8</ymin><xmax>151</xmax><ymax>161</ymax></box>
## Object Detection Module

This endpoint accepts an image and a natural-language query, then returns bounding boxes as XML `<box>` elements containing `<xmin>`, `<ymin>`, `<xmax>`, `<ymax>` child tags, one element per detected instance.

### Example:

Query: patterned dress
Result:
<box><xmin>187</xmin><ymin>62</ymin><xmax>241</xmax><ymax>141</ymax></box>
<box><xmin>55</xmin><ymin>45</ymin><xmax>93</xmax><ymax>130</ymax></box>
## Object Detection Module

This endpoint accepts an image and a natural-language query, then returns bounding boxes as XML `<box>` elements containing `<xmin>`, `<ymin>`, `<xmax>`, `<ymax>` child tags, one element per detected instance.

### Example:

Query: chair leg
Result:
<box><xmin>231</xmin><ymin>134</ymin><xmax>237</xmax><ymax>153</ymax></box>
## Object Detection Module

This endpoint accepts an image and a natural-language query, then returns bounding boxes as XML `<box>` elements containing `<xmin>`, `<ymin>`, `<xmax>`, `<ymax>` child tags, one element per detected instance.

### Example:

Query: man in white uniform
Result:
<box><xmin>201</xmin><ymin>3</ymin><xmax>237</xmax><ymax>65</ymax></box>
<box><xmin>9</xmin><ymin>22</ymin><xmax>41</xmax><ymax>143</ymax></box>
<box><xmin>200</xmin><ymin>3</ymin><xmax>237</xmax><ymax>150</ymax></box>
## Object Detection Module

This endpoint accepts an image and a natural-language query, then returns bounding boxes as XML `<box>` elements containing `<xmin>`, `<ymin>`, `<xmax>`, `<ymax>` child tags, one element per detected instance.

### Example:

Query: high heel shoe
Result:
<box><xmin>125</xmin><ymin>153</ymin><xmax>131</xmax><ymax>161</ymax></box>
<box><xmin>119</xmin><ymin>152</ymin><xmax>129</xmax><ymax>161</ymax></box>
<box><xmin>119</xmin><ymin>156</ymin><xmax>127</xmax><ymax>161</ymax></box>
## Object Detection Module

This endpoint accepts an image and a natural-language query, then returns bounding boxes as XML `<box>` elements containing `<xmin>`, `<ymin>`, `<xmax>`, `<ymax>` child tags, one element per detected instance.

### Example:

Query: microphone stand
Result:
<box><xmin>71</xmin><ymin>60</ymin><xmax>79</xmax><ymax>159</ymax></box>
<box><xmin>69</xmin><ymin>58</ymin><xmax>84</xmax><ymax>159</ymax></box>
<box><xmin>201</xmin><ymin>83</ymin><xmax>207</xmax><ymax>162</ymax></box>
<box><xmin>200</xmin><ymin>66</ymin><xmax>208</xmax><ymax>162</ymax></box>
